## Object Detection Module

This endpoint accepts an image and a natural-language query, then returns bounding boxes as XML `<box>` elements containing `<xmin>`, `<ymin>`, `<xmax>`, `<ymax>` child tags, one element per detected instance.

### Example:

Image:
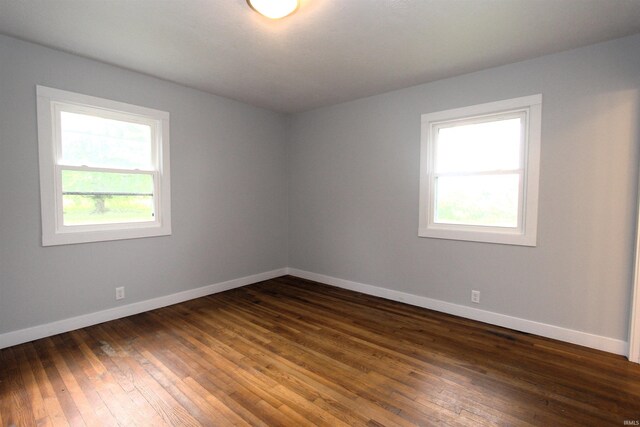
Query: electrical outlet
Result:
<box><xmin>115</xmin><ymin>287</ymin><xmax>125</xmax><ymax>300</ymax></box>
<box><xmin>471</xmin><ymin>290</ymin><xmax>480</xmax><ymax>304</ymax></box>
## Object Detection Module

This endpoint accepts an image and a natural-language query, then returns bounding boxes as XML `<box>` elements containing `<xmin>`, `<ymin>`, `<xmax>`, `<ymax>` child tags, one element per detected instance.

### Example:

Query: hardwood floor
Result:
<box><xmin>2</xmin><ymin>275</ymin><xmax>640</xmax><ymax>426</ymax></box>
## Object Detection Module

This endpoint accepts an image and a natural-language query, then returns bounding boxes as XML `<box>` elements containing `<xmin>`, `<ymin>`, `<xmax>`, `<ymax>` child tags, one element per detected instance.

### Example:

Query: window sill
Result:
<box><xmin>42</xmin><ymin>223</ymin><xmax>172</xmax><ymax>246</ymax></box>
<box><xmin>418</xmin><ymin>227</ymin><xmax>537</xmax><ymax>247</ymax></box>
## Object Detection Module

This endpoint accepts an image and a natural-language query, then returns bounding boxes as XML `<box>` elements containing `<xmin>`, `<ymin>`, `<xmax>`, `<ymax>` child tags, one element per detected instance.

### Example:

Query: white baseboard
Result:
<box><xmin>0</xmin><ymin>268</ymin><xmax>287</xmax><ymax>350</ymax></box>
<box><xmin>1</xmin><ymin>266</ymin><xmax>629</xmax><ymax>356</ymax></box>
<box><xmin>287</xmin><ymin>268</ymin><xmax>629</xmax><ymax>356</ymax></box>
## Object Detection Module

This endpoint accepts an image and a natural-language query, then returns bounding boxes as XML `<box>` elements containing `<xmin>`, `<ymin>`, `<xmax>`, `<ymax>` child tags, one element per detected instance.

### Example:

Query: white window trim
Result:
<box><xmin>418</xmin><ymin>94</ymin><xmax>542</xmax><ymax>246</ymax></box>
<box><xmin>37</xmin><ymin>85</ymin><xmax>172</xmax><ymax>246</ymax></box>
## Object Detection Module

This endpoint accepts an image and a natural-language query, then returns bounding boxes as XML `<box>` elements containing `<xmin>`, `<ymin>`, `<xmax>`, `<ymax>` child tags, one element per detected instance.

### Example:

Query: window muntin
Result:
<box><xmin>37</xmin><ymin>86</ymin><xmax>171</xmax><ymax>246</ymax></box>
<box><xmin>419</xmin><ymin>95</ymin><xmax>541</xmax><ymax>246</ymax></box>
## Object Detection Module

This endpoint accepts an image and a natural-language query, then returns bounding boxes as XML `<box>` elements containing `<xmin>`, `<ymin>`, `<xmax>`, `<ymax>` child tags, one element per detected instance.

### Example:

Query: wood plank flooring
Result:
<box><xmin>2</xmin><ymin>275</ymin><xmax>640</xmax><ymax>426</ymax></box>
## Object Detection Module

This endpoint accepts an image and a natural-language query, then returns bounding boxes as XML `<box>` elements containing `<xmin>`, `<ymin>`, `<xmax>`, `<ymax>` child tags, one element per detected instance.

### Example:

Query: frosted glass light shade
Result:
<box><xmin>247</xmin><ymin>0</ymin><xmax>299</xmax><ymax>19</ymax></box>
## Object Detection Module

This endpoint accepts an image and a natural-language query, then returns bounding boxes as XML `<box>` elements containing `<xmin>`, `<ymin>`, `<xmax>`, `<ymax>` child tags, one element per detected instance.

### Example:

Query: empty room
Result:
<box><xmin>2</xmin><ymin>0</ymin><xmax>640</xmax><ymax>425</ymax></box>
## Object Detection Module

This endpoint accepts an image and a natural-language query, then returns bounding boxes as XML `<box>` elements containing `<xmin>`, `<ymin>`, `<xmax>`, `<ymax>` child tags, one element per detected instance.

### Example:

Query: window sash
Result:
<box><xmin>426</xmin><ymin>110</ymin><xmax>528</xmax><ymax>233</ymax></box>
<box><xmin>53</xmin><ymin>102</ymin><xmax>159</xmax><ymax>171</ymax></box>
<box><xmin>52</xmin><ymin>104</ymin><xmax>163</xmax><ymax>232</ymax></box>
<box><xmin>432</xmin><ymin>110</ymin><xmax>526</xmax><ymax>172</ymax></box>
<box><xmin>432</xmin><ymin>171</ymin><xmax>524</xmax><ymax>229</ymax></box>
<box><xmin>54</xmin><ymin>165</ymin><xmax>160</xmax><ymax>232</ymax></box>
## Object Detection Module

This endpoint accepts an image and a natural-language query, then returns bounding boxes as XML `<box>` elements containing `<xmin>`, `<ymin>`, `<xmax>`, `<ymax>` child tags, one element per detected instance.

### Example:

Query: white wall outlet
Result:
<box><xmin>471</xmin><ymin>290</ymin><xmax>480</xmax><ymax>304</ymax></box>
<box><xmin>115</xmin><ymin>287</ymin><xmax>125</xmax><ymax>300</ymax></box>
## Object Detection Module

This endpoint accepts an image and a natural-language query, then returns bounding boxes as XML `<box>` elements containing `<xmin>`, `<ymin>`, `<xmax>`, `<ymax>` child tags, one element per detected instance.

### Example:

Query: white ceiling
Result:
<box><xmin>1</xmin><ymin>0</ymin><xmax>639</xmax><ymax>113</ymax></box>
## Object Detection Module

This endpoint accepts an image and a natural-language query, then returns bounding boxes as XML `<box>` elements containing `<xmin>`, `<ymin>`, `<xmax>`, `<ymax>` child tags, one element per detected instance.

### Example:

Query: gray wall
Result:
<box><xmin>2</xmin><ymin>31</ymin><xmax>640</xmax><ymax>344</ymax></box>
<box><xmin>289</xmin><ymin>34</ymin><xmax>640</xmax><ymax>341</ymax></box>
<box><xmin>0</xmin><ymin>35</ymin><xmax>289</xmax><ymax>334</ymax></box>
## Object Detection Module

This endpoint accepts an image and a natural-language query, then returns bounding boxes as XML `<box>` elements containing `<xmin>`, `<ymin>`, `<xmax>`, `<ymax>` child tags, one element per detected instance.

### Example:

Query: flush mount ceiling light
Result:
<box><xmin>247</xmin><ymin>0</ymin><xmax>299</xmax><ymax>19</ymax></box>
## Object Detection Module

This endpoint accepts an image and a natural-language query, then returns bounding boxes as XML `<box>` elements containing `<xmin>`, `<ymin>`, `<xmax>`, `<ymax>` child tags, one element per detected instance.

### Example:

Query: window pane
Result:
<box><xmin>60</xmin><ymin>111</ymin><xmax>152</xmax><ymax>169</ymax></box>
<box><xmin>435</xmin><ymin>117</ymin><xmax>522</xmax><ymax>173</ymax></box>
<box><xmin>61</xmin><ymin>170</ymin><xmax>154</xmax><ymax>225</ymax></box>
<box><xmin>435</xmin><ymin>174</ymin><xmax>519</xmax><ymax>227</ymax></box>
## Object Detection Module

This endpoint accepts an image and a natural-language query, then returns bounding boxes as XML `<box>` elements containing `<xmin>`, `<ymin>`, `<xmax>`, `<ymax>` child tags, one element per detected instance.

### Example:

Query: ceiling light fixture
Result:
<box><xmin>247</xmin><ymin>0</ymin><xmax>299</xmax><ymax>19</ymax></box>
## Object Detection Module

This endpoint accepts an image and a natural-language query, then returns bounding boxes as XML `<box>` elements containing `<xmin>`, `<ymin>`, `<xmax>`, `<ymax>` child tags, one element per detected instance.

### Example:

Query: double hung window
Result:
<box><xmin>37</xmin><ymin>86</ymin><xmax>171</xmax><ymax>246</ymax></box>
<box><xmin>419</xmin><ymin>95</ymin><xmax>541</xmax><ymax>246</ymax></box>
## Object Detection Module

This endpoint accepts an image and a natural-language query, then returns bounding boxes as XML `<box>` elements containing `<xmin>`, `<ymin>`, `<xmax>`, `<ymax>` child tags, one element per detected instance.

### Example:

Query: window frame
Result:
<box><xmin>418</xmin><ymin>94</ymin><xmax>542</xmax><ymax>246</ymax></box>
<box><xmin>37</xmin><ymin>85</ymin><xmax>171</xmax><ymax>246</ymax></box>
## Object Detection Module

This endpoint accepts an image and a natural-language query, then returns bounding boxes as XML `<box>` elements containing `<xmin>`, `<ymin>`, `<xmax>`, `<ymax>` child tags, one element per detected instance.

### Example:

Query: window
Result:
<box><xmin>419</xmin><ymin>95</ymin><xmax>541</xmax><ymax>246</ymax></box>
<box><xmin>37</xmin><ymin>86</ymin><xmax>171</xmax><ymax>246</ymax></box>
